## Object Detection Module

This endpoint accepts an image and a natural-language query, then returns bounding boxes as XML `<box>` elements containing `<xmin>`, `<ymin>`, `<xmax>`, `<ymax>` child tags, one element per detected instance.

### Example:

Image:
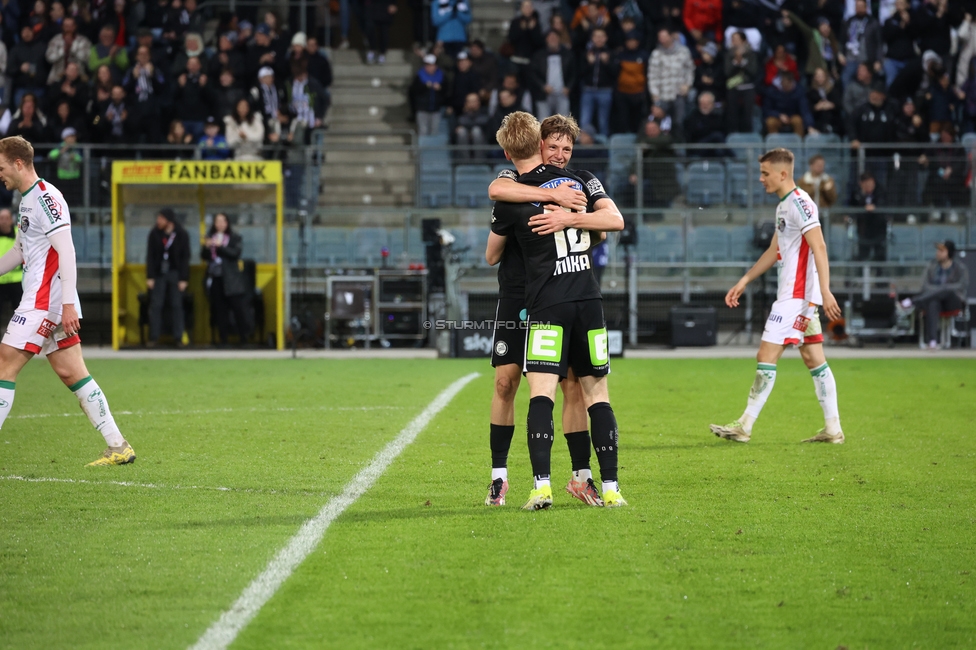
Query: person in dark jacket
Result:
<box><xmin>529</xmin><ymin>30</ymin><xmax>575</xmax><ymax>118</ymax></box>
<box><xmin>849</xmin><ymin>171</ymin><xmax>887</xmax><ymax>261</ymax></box>
<box><xmin>762</xmin><ymin>72</ymin><xmax>811</xmax><ymax>136</ymax></box>
<box><xmin>364</xmin><ymin>0</ymin><xmax>397</xmax><ymax>64</ymax></box>
<box><xmin>724</xmin><ymin>30</ymin><xmax>758</xmax><ymax>133</ymax></box>
<box><xmin>122</xmin><ymin>44</ymin><xmax>167</xmax><ymax>144</ymax></box>
<box><xmin>147</xmin><ymin>208</ymin><xmax>191</xmax><ymax>347</ymax></box>
<box><xmin>902</xmin><ymin>239</ymin><xmax>969</xmax><ymax>349</ymax></box>
<box><xmin>202</xmin><ymin>212</ymin><xmax>253</xmax><ymax>345</ymax></box>
<box><xmin>207</xmin><ymin>32</ymin><xmax>246</xmax><ymax>81</ymax></box>
<box><xmin>46</xmin><ymin>60</ymin><xmax>90</xmax><ymax>116</ymax></box>
<box><xmin>693</xmin><ymin>40</ymin><xmax>725</xmax><ymax>103</ymax></box>
<box><xmin>807</xmin><ymin>67</ymin><xmax>844</xmax><ymax>135</ymax></box>
<box><xmin>579</xmin><ymin>27</ymin><xmax>617</xmax><ymax>136</ymax></box>
<box><xmin>8</xmin><ymin>25</ymin><xmax>48</xmax><ymax>105</ymax></box>
<box><xmin>507</xmin><ymin>0</ymin><xmax>544</xmax><ymax>84</ymax></box>
<box><xmin>174</xmin><ymin>55</ymin><xmax>212</xmax><ymax>140</ymax></box>
<box><xmin>613</xmin><ymin>30</ymin><xmax>649</xmax><ymax>134</ymax></box>
<box><xmin>889</xmin><ymin>97</ymin><xmax>928</xmax><ymax>206</ymax></box>
<box><xmin>851</xmin><ymin>82</ymin><xmax>897</xmax><ymax>187</ymax></box>
<box><xmin>684</xmin><ymin>91</ymin><xmax>726</xmax><ymax>149</ymax></box>
<box><xmin>450</xmin><ymin>50</ymin><xmax>483</xmax><ymax>116</ymax></box>
<box><xmin>410</xmin><ymin>53</ymin><xmax>446</xmax><ymax>135</ymax></box>
<box><xmin>882</xmin><ymin>0</ymin><xmax>916</xmax><ymax>89</ymax></box>
<box><xmin>913</xmin><ymin>0</ymin><xmax>951</xmax><ymax>62</ymax></box>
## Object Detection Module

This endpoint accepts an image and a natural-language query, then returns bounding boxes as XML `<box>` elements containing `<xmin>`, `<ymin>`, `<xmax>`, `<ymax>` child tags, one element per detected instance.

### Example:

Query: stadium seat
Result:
<box><xmin>283</xmin><ymin>226</ymin><xmax>304</xmax><ymax>265</ymax></box>
<box><xmin>454</xmin><ymin>164</ymin><xmax>493</xmax><ymax>208</ymax></box>
<box><xmin>827</xmin><ymin>224</ymin><xmax>852</xmax><ymax>262</ymax></box>
<box><xmin>803</xmin><ymin>132</ymin><xmax>844</xmax><ymax>184</ymax></box>
<box><xmin>888</xmin><ymin>225</ymin><xmax>921</xmax><ymax>262</ymax></box>
<box><xmin>690</xmin><ymin>226</ymin><xmax>730</xmax><ymax>262</ymax></box>
<box><xmin>684</xmin><ymin>160</ymin><xmax>725</xmax><ymax>207</ymax></box>
<box><xmin>71</xmin><ymin>226</ymin><xmax>88</xmax><ymax>263</ymax></box>
<box><xmin>765</xmin><ymin>132</ymin><xmax>803</xmax><ymax>153</ymax></box>
<box><xmin>418</xmin><ymin>134</ymin><xmax>449</xmax><ymax>148</ymax></box>
<box><xmin>635</xmin><ymin>225</ymin><xmax>654</xmax><ymax>261</ymax></box>
<box><xmin>726</xmin><ymin>161</ymin><xmax>764</xmax><ymax>207</ymax></box>
<box><xmin>608</xmin><ymin>133</ymin><xmax>638</xmax><ymax>197</ymax></box>
<box><xmin>312</xmin><ymin>227</ymin><xmax>350</xmax><ymax>264</ymax></box>
<box><xmin>729</xmin><ymin>226</ymin><xmax>754</xmax><ymax>261</ymax></box>
<box><xmin>921</xmin><ymin>225</ymin><xmax>964</xmax><ymax>252</ymax></box>
<box><xmin>238</xmin><ymin>225</ymin><xmax>271</xmax><ymax>262</ymax></box>
<box><xmin>650</xmin><ymin>225</ymin><xmax>684</xmax><ymax>262</ymax></box>
<box><xmin>406</xmin><ymin>227</ymin><xmax>425</xmax><ymax>260</ymax></box>
<box><xmin>725</xmin><ymin>132</ymin><xmax>763</xmax><ymax>161</ymax></box>
<box><xmin>420</xmin><ymin>173</ymin><xmax>453</xmax><ymax>208</ymax></box>
<box><xmin>352</xmin><ymin>227</ymin><xmax>389</xmax><ymax>265</ymax></box>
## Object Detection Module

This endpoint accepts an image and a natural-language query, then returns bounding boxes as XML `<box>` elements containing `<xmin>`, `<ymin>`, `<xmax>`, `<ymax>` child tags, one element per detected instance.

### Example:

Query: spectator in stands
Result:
<box><xmin>454</xmin><ymin>92</ymin><xmax>489</xmax><ymax>159</ymax></box>
<box><xmin>648</xmin><ymin>102</ymin><xmax>672</xmax><ymax>134</ymax></box>
<box><xmin>197</xmin><ymin>116</ymin><xmax>230</xmax><ymax>159</ymax></box>
<box><xmin>202</xmin><ymin>213</ymin><xmax>253</xmax><ymax>346</ymax></box>
<box><xmin>684</xmin><ymin>0</ymin><xmax>723</xmax><ymax>45</ymax></box>
<box><xmin>365</xmin><ymin>0</ymin><xmax>398</xmax><ymax>65</ymax></box>
<box><xmin>614</xmin><ymin>30</ymin><xmax>648</xmax><ymax>135</ymax></box>
<box><xmin>684</xmin><ymin>91</ymin><xmax>725</xmax><ymax>149</ymax></box>
<box><xmin>0</xmin><ymin>208</ymin><xmax>22</xmax><ymax>328</ymax></box>
<box><xmin>762</xmin><ymin>71</ymin><xmax>811</xmax><ymax>136</ymax></box>
<box><xmin>47</xmin><ymin>99</ymin><xmax>86</xmax><ymax>142</ymax></box>
<box><xmin>763</xmin><ymin>44</ymin><xmax>799</xmax><ymax>89</ymax></box>
<box><xmin>548</xmin><ymin>14</ymin><xmax>572</xmax><ymax>49</ymax></box>
<box><xmin>529</xmin><ymin>30</ymin><xmax>574</xmax><ymax>119</ymax></box>
<box><xmin>579</xmin><ymin>28</ymin><xmax>616</xmax><ymax>137</ymax></box>
<box><xmin>956</xmin><ymin>12</ymin><xmax>976</xmax><ymax>90</ymax></box>
<box><xmin>285</xmin><ymin>60</ymin><xmax>325</xmax><ymax>142</ymax></box>
<box><xmin>46</xmin><ymin>60</ymin><xmax>88</xmax><ymax>115</ymax></box>
<box><xmin>47</xmin><ymin>127</ymin><xmax>82</xmax><ymax>202</ymax></box>
<box><xmin>146</xmin><ymin>207</ymin><xmax>191</xmax><ymax>348</ymax></box>
<box><xmin>304</xmin><ymin>37</ymin><xmax>332</xmax><ymax>103</ymax></box>
<box><xmin>450</xmin><ymin>50</ymin><xmax>482</xmax><ymax>116</ymax></box>
<box><xmin>96</xmin><ymin>85</ymin><xmax>131</xmax><ymax>144</ymax></box>
<box><xmin>246</xmin><ymin>23</ymin><xmax>279</xmax><ymax>82</ymax></box>
<box><xmin>782</xmin><ymin>11</ymin><xmax>841</xmax><ymax>82</ymax></box>
<box><xmin>488</xmin><ymin>87</ymin><xmax>520</xmax><ymax>144</ymax></box>
<box><xmin>225</xmin><ymin>97</ymin><xmax>264</xmax><ymax>160</ymax></box>
<box><xmin>839</xmin><ymin>0</ymin><xmax>882</xmax><ymax>87</ymax></box>
<box><xmin>569</xmin><ymin>125</ymin><xmax>606</xmax><ymax>176</ymax></box>
<box><xmin>488</xmin><ymin>72</ymin><xmax>532</xmax><ymax>115</ymax></box>
<box><xmin>913</xmin><ymin>0</ymin><xmax>951</xmax><ymax>64</ymax></box>
<box><xmin>45</xmin><ymin>16</ymin><xmax>90</xmax><ymax>85</ymax></box>
<box><xmin>922</xmin><ymin>125</ymin><xmax>968</xmax><ymax>207</ymax></box>
<box><xmin>122</xmin><ymin>44</ymin><xmax>165</xmax><ymax>143</ymax></box>
<box><xmin>849</xmin><ymin>171</ymin><xmax>887</xmax><ymax>261</ymax></box>
<box><xmin>882</xmin><ymin>0</ymin><xmax>915</xmax><ymax>89</ymax></box>
<box><xmin>208</xmin><ymin>32</ymin><xmax>245</xmax><ymax>81</ymax></box>
<box><xmin>249</xmin><ymin>66</ymin><xmax>285</xmax><ymax>144</ymax></box>
<box><xmin>410</xmin><ymin>53</ymin><xmax>446</xmax><ymax>136</ymax></box>
<box><xmin>960</xmin><ymin>58</ymin><xmax>976</xmax><ymax>135</ymax></box>
<box><xmin>507</xmin><ymin>1</ymin><xmax>544</xmax><ymax>83</ymax></box>
<box><xmin>921</xmin><ymin>68</ymin><xmax>957</xmax><ymax>139</ymax></box>
<box><xmin>570</xmin><ymin>0</ymin><xmax>610</xmax><ymax>47</ymax></box>
<box><xmin>630</xmin><ymin>118</ymin><xmax>679</xmax><ymax>207</ymax></box>
<box><xmin>171</xmin><ymin>32</ymin><xmax>207</xmax><ymax>80</ymax></box>
<box><xmin>843</xmin><ymin>62</ymin><xmax>872</xmax><ymax>127</ymax></box>
<box><xmin>798</xmin><ymin>154</ymin><xmax>838</xmax><ymax>209</ymax></box>
<box><xmin>807</xmin><ymin>67</ymin><xmax>844</xmax><ymax>135</ymax></box>
<box><xmin>852</xmin><ymin>81</ymin><xmax>897</xmax><ymax>186</ymax></box>
<box><xmin>724</xmin><ymin>30</ymin><xmax>757</xmax><ymax>133</ymax></box>
<box><xmin>901</xmin><ymin>239</ymin><xmax>969</xmax><ymax>350</ymax></box>
<box><xmin>693</xmin><ymin>41</ymin><xmax>724</xmax><ymax>104</ymax></box>
<box><xmin>174</xmin><ymin>55</ymin><xmax>210</xmax><ymax>140</ymax></box>
<box><xmin>0</xmin><ymin>33</ymin><xmax>7</xmax><ymax>106</ymax></box>
<box><xmin>648</xmin><ymin>28</ymin><xmax>693</xmax><ymax>140</ymax></box>
<box><xmin>891</xmin><ymin>97</ymin><xmax>928</xmax><ymax>206</ymax></box>
<box><xmin>211</xmin><ymin>68</ymin><xmax>242</xmax><ymax>121</ymax></box>
<box><xmin>431</xmin><ymin>0</ymin><xmax>471</xmax><ymax>59</ymax></box>
<box><xmin>9</xmin><ymin>25</ymin><xmax>48</xmax><ymax>105</ymax></box>
<box><xmin>1</xmin><ymin>92</ymin><xmax>47</xmax><ymax>139</ymax></box>
<box><xmin>468</xmin><ymin>40</ymin><xmax>498</xmax><ymax>104</ymax></box>
<box><xmin>89</xmin><ymin>24</ymin><xmax>128</xmax><ymax>81</ymax></box>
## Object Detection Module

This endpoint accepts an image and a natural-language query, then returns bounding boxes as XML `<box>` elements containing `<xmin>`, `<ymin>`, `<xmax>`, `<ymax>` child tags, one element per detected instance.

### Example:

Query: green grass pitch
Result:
<box><xmin>0</xmin><ymin>357</ymin><xmax>974</xmax><ymax>649</ymax></box>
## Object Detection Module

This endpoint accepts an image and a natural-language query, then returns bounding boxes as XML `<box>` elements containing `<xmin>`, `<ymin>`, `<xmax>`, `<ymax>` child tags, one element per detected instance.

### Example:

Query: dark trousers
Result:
<box><xmin>0</xmin><ymin>282</ymin><xmax>23</xmax><ymax>329</ymax></box>
<box><xmin>613</xmin><ymin>90</ymin><xmax>647</xmax><ymax>135</ymax></box>
<box><xmin>917</xmin><ymin>288</ymin><xmax>964</xmax><ymax>343</ymax></box>
<box><xmin>149</xmin><ymin>270</ymin><xmax>184</xmax><ymax>342</ymax></box>
<box><xmin>209</xmin><ymin>276</ymin><xmax>254</xmax><ymax>344</ymax></box>
<box><xmin>726</xmin><ymin>87</ymin><xmax>755</xmax><ymax>133</ymax></box>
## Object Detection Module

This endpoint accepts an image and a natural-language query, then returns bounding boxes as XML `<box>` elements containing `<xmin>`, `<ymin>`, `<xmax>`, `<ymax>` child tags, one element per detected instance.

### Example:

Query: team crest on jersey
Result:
<box><xmin>37</xmin><ymin>318</ymin><xmax>57</xmax><ymax>338</ymax></box>
<box><xmin>777</xmin><ymin>217</ymin><xmax>786</xmax><ymax>232</ymax></box>
<box><xmin>494</xmin><ymin>340</ymin><xmax>508</xmax><ymax>356</ymax></box>
<box><xmin>586</xmin><ymin>178</ymin><xmax>605</xmax><ymax>196</ymax></box>
<box><xmin>20</xmin><ymin>215</ymin><xmax>29</xmax><ymax>232</ymax></box>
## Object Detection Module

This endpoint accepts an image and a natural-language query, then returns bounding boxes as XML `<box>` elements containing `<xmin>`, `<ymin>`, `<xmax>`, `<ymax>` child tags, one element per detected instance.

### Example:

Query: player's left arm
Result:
<box><xmin>803</xmin><ymin>225</ymin><xmax>841</xmax><ymax>321</ymax></box>
<box><xmin>48</xmin><ymin>227</ymin><xmax>81</xmax><ymax>336</ymax></box>
<box><xmin>528</xmin><ymin>196</ymin><xmax>624</xmax><ymax>235</ymax></box>
<box><xmin>486</xmin><ymin>232</ymin><xmax>507</xmax><ymax>266</ymax></box>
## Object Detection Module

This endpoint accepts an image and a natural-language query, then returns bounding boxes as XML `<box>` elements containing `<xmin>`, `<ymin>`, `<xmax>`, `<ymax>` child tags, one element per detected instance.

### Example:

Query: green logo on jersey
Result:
<box><xmin>526</xmin><ymin>324</ymin><xmax>564</xmax><ymax>362</ymax></box>
<box><xmin>588</xmin><ymin>328</ymin><xmax>609</xmax><ymax>366</ymax></box>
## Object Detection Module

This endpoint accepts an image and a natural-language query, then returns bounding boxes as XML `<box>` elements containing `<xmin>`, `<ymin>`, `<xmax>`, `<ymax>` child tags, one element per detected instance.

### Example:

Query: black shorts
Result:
<box><xmin>490</xmin><ymin>297</ymin><xmax>527</xmax><ymax>367</ymax></box>
<box><xmin>523</xmin><ymin>299</ymin><xmax>610</xmax><ymax>378</ymax></box>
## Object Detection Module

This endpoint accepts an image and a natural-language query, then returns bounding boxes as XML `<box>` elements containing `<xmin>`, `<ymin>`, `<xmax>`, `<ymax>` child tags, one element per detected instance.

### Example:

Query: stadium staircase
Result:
<box><xmin>467</xmin><ymin>0</ymin><xmax>514</xmax><ymax>49</ymax></box>
<box><xmin>320</xmin><ymin>49</ymin><xmax>416</xmax><ymax>207</ymax></box>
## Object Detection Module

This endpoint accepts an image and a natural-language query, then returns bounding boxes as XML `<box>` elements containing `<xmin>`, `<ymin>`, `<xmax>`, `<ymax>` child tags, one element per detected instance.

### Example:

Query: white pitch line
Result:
<box><xmin>0</xmin><ymin>475</ymin><xmax>329</xmax><ymax>496</ymax></box>
<box><xmin>189</xmin><ymin>372</ymin><xmax>480</xmax><ymax>650</ymax></box>
<box><xmin>10</xmin><ymin>404</ymin><xmax>403</xmax><ymax>420</ymax></box>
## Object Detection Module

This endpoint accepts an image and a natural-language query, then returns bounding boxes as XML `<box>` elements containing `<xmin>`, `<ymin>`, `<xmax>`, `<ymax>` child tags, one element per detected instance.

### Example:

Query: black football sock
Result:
<box><xmin>588</xmin><ymin>402</ymin><xmax>618</xmax><ymax>483</ymax></box>
<box><xmin>564</xmin><ymin>430</ymin><xmax>591</xmax><ymax>472</ymax></box>
<box><xmin>489</xmin><ymin>424</ymin><xmax>515</xmax><ymax>469</ymax></box>
<box><xmin>526</xmin><ymin>396</ymin><xmax>555</xmax><ymax>483</ymax></box>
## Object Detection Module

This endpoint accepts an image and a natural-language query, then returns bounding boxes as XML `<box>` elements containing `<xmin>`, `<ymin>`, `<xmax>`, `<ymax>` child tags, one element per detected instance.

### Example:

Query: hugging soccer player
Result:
<box><xmin>488</xmin><ymin>112</ymin><xmax>627</xmax><ymax>509</ymax></box>
<box><xmin>710</xmin><ymin>148</ymin><xmax>844</xmax><ymax>444</ymax></box>
<box><xmin>483</xmin><ymin>114</ymin><xmax>624</xmax><ymax>507</ymax></box>
<box><xmin>0</xmin><ymin>136</ymin><xmax>135</xmax><ymax>465</ymax></box>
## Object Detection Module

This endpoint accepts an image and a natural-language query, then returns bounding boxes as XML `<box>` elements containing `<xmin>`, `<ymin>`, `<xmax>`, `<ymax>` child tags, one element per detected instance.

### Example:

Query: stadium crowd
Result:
<box><xmin>416</xmin><ymin>0</ymin><xmax>976</xmax><ymax>209</ymax></box>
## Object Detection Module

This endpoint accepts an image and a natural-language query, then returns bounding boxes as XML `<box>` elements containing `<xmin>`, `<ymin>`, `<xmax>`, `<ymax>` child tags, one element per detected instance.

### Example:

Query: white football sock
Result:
<box><xmin>574</xmin><ymin>469</ymin><xmax>592</xmax><ymax>482</ymax></box>
<box><xmin>602</xmin><ymin>480</ymin><xmax>618</xmax><ymax>493</ymax></box>
<box><xmin>742</xmin><ymin>363</ymin><xmax>777</xmax><ymax>433</ymax></box>
<box><xmin>810</xmin><ymin>363</ymin><xmax>841</xmax><ymax>434</ymax></box>
<box><xmin>0</xmin><ymin>380</ymin><xmax>15</xmax><ymax>429</ymax></box>
<box><xmin>70</xmin><ymin>376</ymin><xmax>125</xmax><ymax>447</ymax></box>
<box><xmin>534</xmin><ymin>477</ymin><xmax>551</xmax><ymax>489</ymax></box>
<box><xmin>491</xmin><ymin>467</ymin><xmax>507</xmax><ymax>481</ymax></box>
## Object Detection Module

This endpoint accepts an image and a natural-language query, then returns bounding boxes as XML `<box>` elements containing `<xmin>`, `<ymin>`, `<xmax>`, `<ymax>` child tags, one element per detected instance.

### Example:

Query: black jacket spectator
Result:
<box><xmin>841</xmin><ymin>9</ymin><xmax>883</xmax><ymax>68</ymax></box>
<box><xmin>507</xmin><ymin>9</ymin><xmax>544</xmax><ymax>64</ymax></box>
<box><xmin>8</xmin><ymin>27</ymin><xmax>48</xmax><ymax>94</ymax></box>
<box><xmin>693</xmin><ymin>44</ymin><xmax>726</xmax><ymax>102</ymax></box>
<box><xmin>207</xmin><ymin>33</ymin><xmax>246</xmax><ymax>81</ymax></box>
<box><xmin>684</xmin><ymin>95</ymin><xmax>726</xmax><ymax>146</ymax></box>
<box><xmin>174</xmin><ymin>63</ymin><xmax>213</xmax><ymax>124</ymax></box>
<box><xmin>450</xmin><ymin>57</ymin><xmax>483</xmax><ymax>114</ymax></box>
<box><xmin>46</xmin><ymin>63</ymin><xmax>90</xmax><ymax>115</ymax></box>
<box><xmin>94</xmin><ymin>88</ymin><xmax>132</xmax><ymax>144</ymax></box>
<box><xmin>47</xmin><ymin>101</ymin><xmax>88</xmax><ymax>142</ymax></box>
<box><xmin>528</xmin><ymin>43</ymin><xmax>575</xmax><ymax>102</ymax></box>
<box><xmin>882</xmin><ymin>11</ymin><xmax>916</xmax><ymax>63</ymax></box>
<box><xmin>579</xmin><ymin>42</ymin><xmax>617</xmax><ymax>89</ymax></box>
<box><xmin>306</xmin><ymin>47</ymin><xmax>333</xmax><ymax>91</ymax></box>
<box><xmin>913</xmin><ymin>0</ymin><xmax>951</xmax><ymax>58</ymax></box>
<box><xmin>807</xmin><ymin>72</ymin><xmax>844</xmax><ymax>135</ymax></box>
<box><xmin>852</xmin><ymin>95</ymin><xmax>897</xmax><ymax>144</ymax></box>
<box><xmin>409</xmin><ymin>70</ymin><xmax>447</xmax><ymax>114</ymax></box>
<box><xmin>211</xmin><ymin>71</ymin><xmax>244</xmax><ymax>120</ymax></box>
<box><xmin>850</xmin><ymin>175</ymin><xmax>887</xmax><ymax>261</ymax></box>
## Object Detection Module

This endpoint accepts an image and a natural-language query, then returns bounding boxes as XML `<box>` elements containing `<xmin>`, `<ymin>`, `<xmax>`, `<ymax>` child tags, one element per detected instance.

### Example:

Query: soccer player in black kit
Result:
<box><xmin>483</xmin><ymin>114</ymin><xmax>624</xmax><ymax>508</ymax></box>
<box><xmin>488</xmin><ymin>112</ymin><xmax>627</xmax><ymax>509</ymax></box>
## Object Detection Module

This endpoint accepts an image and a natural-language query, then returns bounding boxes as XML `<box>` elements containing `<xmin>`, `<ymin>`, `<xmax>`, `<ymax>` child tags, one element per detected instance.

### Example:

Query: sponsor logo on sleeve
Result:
<box><xmin>586</xmin><ymin>177</ymin><xmax>605</xmax><ymax>196</ymax></box>
<box><xmin>40</xmin><ymin>194</ymin><xmax>64</xmax><ymax>224</ymax></box>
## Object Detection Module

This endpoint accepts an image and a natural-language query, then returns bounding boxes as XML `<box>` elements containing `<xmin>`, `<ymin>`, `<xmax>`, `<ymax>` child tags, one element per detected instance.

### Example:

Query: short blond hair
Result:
<box><xmin>759</xmin><ymin>148</ymin><xmax>794</xmax><ymax>166</ymax></box>
<box><xmin>541</xmin><ymin>114</ymin><xmax>580</xmax><ymax>143</ymax></box>
<box><xmin>496</xmin><ymin>111</ymin><xmax>541</xmax><ymax>161</ymax></box>
<box><xmin>0</xmin><ymin>136</ymin><xmax>34</xmax><ymax>168</ymax></box>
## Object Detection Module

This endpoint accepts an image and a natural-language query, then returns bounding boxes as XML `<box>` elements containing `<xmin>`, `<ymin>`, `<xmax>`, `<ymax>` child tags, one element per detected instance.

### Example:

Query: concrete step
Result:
<box><xmin>320</xmin><ymin>178</ymin><xmax>413</xmax><ymax>195</ymax></box>
<box><xmin>318</xmin><ymin>189</ymin><xmax>414</xmax><ymax>207</ymax></box>
<box><xmin>320</xmin><ymin>133</ymin><xmax>413</xmax><ymax>146</ymax></box>
<box><xmin>331</xmin><ymin>89</ymin><xmax>408</xmax><ymax>108</ymax></box>
<box><xmin>322</xmin><ymin>162</ymin><xmax>415</xmax><ymax>181</ymax></box>
<box><xmin>329</xmin><ymin>49</ymin><xmax>406</xmax><ymax>65</ymax></box>
<box><xmin>324</xmin><ymin>149</ymin><xmax>412</xmax><ymax>164</ymax></box>
<box><xmin>332</xmin><ymin>63</ymin><xmax>413</xmax><ymax>78</ymax></box>
<box><xmin>332</xmin><ymin>76</ymin><xmax>409</xmax><ymax>90</ymax></box>
<box><xmin>329</xmin><ymin>104</ymin><xmax>411</xmax><ymax>122</ymax></box>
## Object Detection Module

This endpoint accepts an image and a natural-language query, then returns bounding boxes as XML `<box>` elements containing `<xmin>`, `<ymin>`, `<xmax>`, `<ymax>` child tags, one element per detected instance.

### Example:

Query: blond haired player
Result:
<box><xmin>710</xmin><ymin>148</ymin><xmax>845</xmax><ymax>444</ymax></box>
<box><xmin>0</xmin><ymin>136</ymin><xmax>135</xmax><ymax>465</ymax></box>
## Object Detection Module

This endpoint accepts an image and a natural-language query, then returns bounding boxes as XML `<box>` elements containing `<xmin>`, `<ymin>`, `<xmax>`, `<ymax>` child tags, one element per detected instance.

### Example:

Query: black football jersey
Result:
<box><xmin>491</xmin><ymin>169</ymin><xmax>526</xmax><ymax>300</ymax></box>
<box><xmin>490</xmin><ymin>164</ymin><xmax>604</xmax><ymax>312</ymax></box>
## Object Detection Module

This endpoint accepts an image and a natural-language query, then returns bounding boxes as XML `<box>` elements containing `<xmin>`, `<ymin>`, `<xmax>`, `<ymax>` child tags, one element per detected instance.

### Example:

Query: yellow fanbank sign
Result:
<box><xmin>110</xmin><ymin>160</ymin><xmax>285</xmax><ymax>350</ymax></box>
<box><xmin>112</xmin><ymin>161</ymin><xmax>283</xmax><ymax>184</ymax></box>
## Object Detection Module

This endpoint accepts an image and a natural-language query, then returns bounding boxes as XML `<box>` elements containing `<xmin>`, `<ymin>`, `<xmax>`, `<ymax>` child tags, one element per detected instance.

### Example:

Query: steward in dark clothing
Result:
<box><xmin>146</xmin><ymin>208</ymin><xmax>191</xmax><ymax>345</ymax></box>
<box><xmin>201</xmin><ymin>222</ymin><xmax>253</xmax><ymax>345</ymax></box>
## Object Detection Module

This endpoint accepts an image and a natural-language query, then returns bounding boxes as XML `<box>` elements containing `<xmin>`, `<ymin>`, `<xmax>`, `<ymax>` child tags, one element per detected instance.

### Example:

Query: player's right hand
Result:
<box><xmin>725</xmin><ymin>280</ymin><xmax>748</xmax><ymax>308</ymax></box>
<box><xmin>550</xmin><ymin>183</ymin><xmax>587</xmax><ymax>212</ymax></box>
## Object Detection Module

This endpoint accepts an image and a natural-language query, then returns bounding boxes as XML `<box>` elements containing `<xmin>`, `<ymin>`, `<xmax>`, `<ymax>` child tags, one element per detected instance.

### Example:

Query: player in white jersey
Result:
<box><xmin>0</xmin><ymin>136</ymin><xmax>135</xmax><ymax>465</ymax></box>
<box><xmin>710</xmin><ymin>148</ymin><xmax>845</xmax><ymax>444</ymax></box>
